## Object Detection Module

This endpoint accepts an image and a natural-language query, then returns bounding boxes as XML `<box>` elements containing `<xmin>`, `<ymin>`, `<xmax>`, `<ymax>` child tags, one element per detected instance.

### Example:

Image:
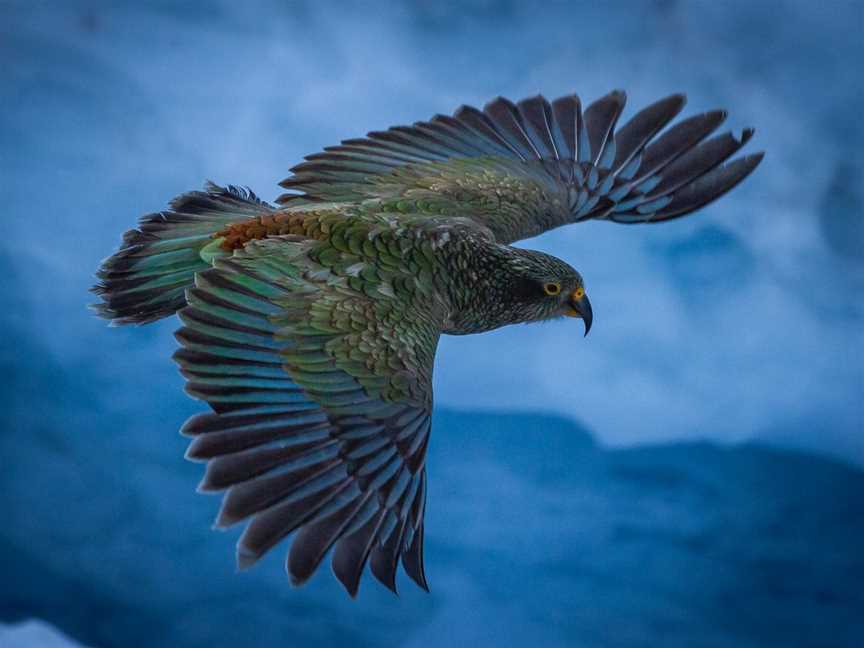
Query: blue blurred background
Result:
<box><xmin>2</xmin><ymin>1</ymin><xmax>862</xmax><ymax>647</ymax></box>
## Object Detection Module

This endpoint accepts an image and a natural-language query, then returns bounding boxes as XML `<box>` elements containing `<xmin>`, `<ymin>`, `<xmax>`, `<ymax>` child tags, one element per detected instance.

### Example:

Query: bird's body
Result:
<box><xmin>93</xmin><ymin>90</ymin><xmax>762</xmax><ymax>596</ymax></box>
<box><xmin>208</xmin><ymin>201</ymin><xmax>581</xmax><ymax>335</ymax></box>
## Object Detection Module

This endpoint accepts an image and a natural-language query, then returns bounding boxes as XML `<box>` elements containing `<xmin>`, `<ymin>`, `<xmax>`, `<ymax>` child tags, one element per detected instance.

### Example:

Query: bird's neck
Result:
<box><xmin>439</xmin><ymin>241</ymin><xmax>526</xmax><ymax>336</ymax></box>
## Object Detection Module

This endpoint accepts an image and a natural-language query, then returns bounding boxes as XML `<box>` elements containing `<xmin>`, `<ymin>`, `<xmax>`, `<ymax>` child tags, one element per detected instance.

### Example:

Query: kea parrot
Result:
<box><xmin>93</xmin><ymin>90</ymin><xmax>762</xmax><ymax>596</ymax></box>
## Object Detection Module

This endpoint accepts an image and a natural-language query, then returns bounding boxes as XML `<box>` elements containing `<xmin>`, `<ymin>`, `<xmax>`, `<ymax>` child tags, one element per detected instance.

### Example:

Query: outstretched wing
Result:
<box><xmin>174</xmin><ymin>237</ymin><xmax>437</xmax><ymax>596</ymax></box>
<box><xmin>278</xmin><ymin>91</ymin><xmax>763</xmax><ymax>243</ymax></box>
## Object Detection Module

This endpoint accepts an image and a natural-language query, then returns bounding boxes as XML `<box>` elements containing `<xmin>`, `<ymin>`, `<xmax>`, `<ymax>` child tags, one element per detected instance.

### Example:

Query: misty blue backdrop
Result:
<box><xmin>1</xmin><ymin>2</ymin><xmax>862</xmax><ymax>647</ymax></box>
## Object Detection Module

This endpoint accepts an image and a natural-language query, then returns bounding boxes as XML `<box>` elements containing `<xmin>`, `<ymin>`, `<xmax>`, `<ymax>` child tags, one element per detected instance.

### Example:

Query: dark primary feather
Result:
<box><xmin>453</xmin><ymin>104</ymin><xmax>529</xmax><ymax>160</ymax></box>
<box><xmin>483</xmin><ymin>96</ymin><xmax>544</xmax><ymax>160</ymax></box>
<box><xmin>611</xmin><ymin>94</ymin><xmax>686</xmax><ymax>173</ymax></box>
<box><xmin>633</xmin><ymin>110</ymin><xmax>728</xmax><ymax>182</ymax></box>
<box><xmin>651</xmin><ymin>128</ymin><xmax>756</xmax><ymax>197</ymax></box>
<box><xmin>648</xmin><ymin>152</ymin><xmax>765</xmax><ymax>222</ymax></box>
<box><xmin>277</xmin><ymin>90</ymin><xmax>763</xmax><ymax>242</ymax></box>
<box><xmin>583</xmin><ymin>90</ymin><xmax>626</xmax><ymax>167</ymax></box>
<box><xmin>517</xmin><ymin>95</ymin><xmax>560</xmax><ymax>160</ymax></box>
<box><xmin>550</xmin><ymin>94</ymin><xmax>587</xmax><ymax>162</ymax></box>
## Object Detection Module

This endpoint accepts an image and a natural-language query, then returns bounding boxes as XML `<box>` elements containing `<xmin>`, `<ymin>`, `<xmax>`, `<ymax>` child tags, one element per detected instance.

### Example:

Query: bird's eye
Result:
<box><xmin>543</xmin><ymin>282</ymin><xmax>561</xmax><ymax>296</ymax></box>
<box><xmin>573</xmin><ymin>286</ymin><xmax>585</xmax><ymax>299</ymax></box>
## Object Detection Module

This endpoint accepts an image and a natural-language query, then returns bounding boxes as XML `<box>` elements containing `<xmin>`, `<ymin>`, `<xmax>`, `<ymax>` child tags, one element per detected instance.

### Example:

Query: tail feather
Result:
<box><xmin>92</xmin><ymin>183</ymin><xmax>272</xmax><ymax>325</ymax></box>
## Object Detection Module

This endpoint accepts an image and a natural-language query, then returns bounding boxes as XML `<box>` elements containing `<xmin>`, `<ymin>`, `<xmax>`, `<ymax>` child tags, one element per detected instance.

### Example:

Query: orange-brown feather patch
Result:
<box><xmin>215</xmin><ymin>213</ymin><xmax>308</xmax><ymax>250</ymax></box>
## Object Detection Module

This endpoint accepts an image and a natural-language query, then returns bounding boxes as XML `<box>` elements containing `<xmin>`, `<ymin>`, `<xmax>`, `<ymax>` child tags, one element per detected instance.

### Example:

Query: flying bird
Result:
<box><xmin>93</xmin><ymin>90</ymin><xmax>762</xmax><ymax>596</ymax></box>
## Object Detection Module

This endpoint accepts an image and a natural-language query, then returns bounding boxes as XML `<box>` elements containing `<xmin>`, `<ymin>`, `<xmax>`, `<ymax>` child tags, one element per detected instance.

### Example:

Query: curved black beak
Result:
<box><xmin>567</xmin><ymin>292</ymin><xmax>593</xmax><ymax>337</ymax></box>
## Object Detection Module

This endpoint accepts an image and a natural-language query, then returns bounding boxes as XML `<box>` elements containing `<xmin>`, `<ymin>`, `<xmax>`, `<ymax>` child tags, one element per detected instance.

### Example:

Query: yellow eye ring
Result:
<box><xmin>573</xmin><ymin>286</ymin><xmax>585</xmax><ymax>299</ymax></box>
<box><xmin>543</xmin><ymin>282</ymin><xmax>561</xmax><ymax>296</ymax></box>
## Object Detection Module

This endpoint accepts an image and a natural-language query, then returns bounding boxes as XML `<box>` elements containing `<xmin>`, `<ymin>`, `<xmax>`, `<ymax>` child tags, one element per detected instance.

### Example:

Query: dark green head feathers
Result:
<box><xmin>506</xmin><ymin>248</ymin><xmax>592</xmax><ymax>334</ymax></box>
<box><xmin>441</xmin><ymin>244</ymin><xmax>591</xmax><ymax>335</ymax></box>
<box><xmin>92</xmin><ymin>89</ymin><xmax>761</xmax><ymax>596</ymax></box>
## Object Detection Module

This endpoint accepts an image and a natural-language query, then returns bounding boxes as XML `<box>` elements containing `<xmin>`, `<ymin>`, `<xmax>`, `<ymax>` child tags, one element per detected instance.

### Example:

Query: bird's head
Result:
<box><xmin>503</xmin><ymin>249</ymin><xmax>593</xmax><ymax>335</ymax></box>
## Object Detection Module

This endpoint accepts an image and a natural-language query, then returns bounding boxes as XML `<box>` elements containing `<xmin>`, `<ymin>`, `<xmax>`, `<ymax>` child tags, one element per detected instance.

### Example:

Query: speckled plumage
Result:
<box><xmin>93</xmin><ymin>90</ymin><xmax>762</xmax><ymax>596</ymax></box>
